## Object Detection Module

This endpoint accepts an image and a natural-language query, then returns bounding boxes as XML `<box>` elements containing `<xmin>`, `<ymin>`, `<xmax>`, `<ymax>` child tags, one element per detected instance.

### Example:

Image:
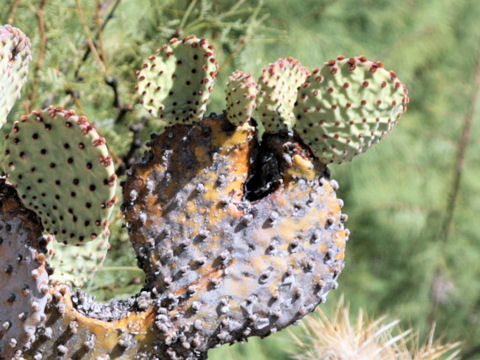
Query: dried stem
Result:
<box><xmin>74</xmin><ymin>0</ymin><xmax>121</xmax><ymax>79</ymax></box>
<box><xmin>75</xmin><ymin>0</ymin><xmax>106</xmax><ymax>74</ymax></box>
<box><xmin>440</xmin><ymin>52</ymin><xmax>480</xmax><ymax>243</ymax></box>
<box><xmin>429</xmin><ymin>33</ymin><xmax>480</xmax><ymax>324</ymax></box>
<box><xmin>217</xmin><ymin>2</ymin><xmax>265</xmax><ymax>74</ymax></box>
<box><xmin>64</xmin><ymin>82</ymin><xmax>84</xmax><ymax>112</ymax></box>
<box><xmin>26</xmin><ymin>0</ymin><xmax>48</xmax><ymax>112</ymax></box>
<box><xmin>7</xmin><ymin>0</ymin><xmax>23</xmax><ymax>25</ymax></box>
<box><xmin>218</xmin><ymin>37</ymin><xmax>247</xmax><ymax>74</ymax></box>
<box><xmin>104</xmin><ymin>76</ymin><xmax>132</xmax><ymax>120</ymax></box>
<box><xmin>95</xmin><ymin>0</ymin><xmax>109</xmax><ymax>72</ymax></box>
<box><xmin>116</xmin><ymin>120</ymin><xmax>145</xmax><ymax>177</ymax></box>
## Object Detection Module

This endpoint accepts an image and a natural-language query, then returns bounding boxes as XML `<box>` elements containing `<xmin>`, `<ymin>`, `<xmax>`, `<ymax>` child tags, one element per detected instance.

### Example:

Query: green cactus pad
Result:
<box><xmin>293</xmin><ymin>56</ymin><xmax>409</xmax><ymax>164</ymax></box>
<box><xmin>47</xmin><ymin>233</ymin><xmax>109</xmax><ymax>288</ymax></box>
<box><xmin>136</xmin><ymin>35</ymin><xmax>218</xmax><ymax>124</ymax></box>
<box><xmin>225</xmin><ymin>70</ymin><xmax>258</xmax><ymax>126</ymax></box>
<box><xmin>255</xmin><ymin>57</ymin><xmax>310</xmax><ymax>133</ymax></box>
<box><xmin>3</xmin><ymin>106</ymin><xmax>118</xmax><ymax>245</ymax></box>
<box><xmin>0</xmin><ymin>180</ymin><xmax>50</xmax><ymax>358</ymax></box>
<box><xmin>0</xmin><ymin>25</ymin><xmax>31</xmax><ymax>128</ymax></box>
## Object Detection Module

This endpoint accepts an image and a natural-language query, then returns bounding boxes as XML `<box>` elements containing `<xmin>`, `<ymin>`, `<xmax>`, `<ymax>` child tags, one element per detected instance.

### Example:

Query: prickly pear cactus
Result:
<box><xmin>255</xmin><ymin>57</ymin><xmax>310</xmax><ymax>132</ymax></box>
<box><xmin>0</xmin><ymin>25</ymin><xmax>31</xmax><ymax>128</ymax></box>
<box><xmin>3</xmin><ymin>106</ymin><xmax>118</xmax><ymax>245</ymax></box>
<box><xmin>225</xmin><ymin>70</ymin><xmax>258</xmax><ymax>126</ymax></box>
<box><xmin>293</xmin><ymin>56</ymin><xmax>409</xmax><ymax>164</ymax></box>
<box><xmin>47</xmin><ymin>233</ymin><xmax>109</xmax><ymax>288</ymax></box>
<box><xmin>0</xmin><ymin>180</ymin><xmax>50</xmax><ymax>358</ymax></box>
<box><xmin>0</xmin><ymin>27</ymin><xmax>409</xmax><ymax>360</ymax></box>
<box><xmin>136</xmin><ymin>36</ymin><xmax>218</xmax><ymax>124</ymax></box>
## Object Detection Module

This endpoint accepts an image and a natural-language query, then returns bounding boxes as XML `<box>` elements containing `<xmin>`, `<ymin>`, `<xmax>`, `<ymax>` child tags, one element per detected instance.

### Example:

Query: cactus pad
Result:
<box><xmin>255</xmin><ymin>57</ymin><xmax>310</xmax><ymax>132</ymax></box>
<box><xmin>225</xmin><ymin>70</ymin><xmax>258</xmax><ymax>126</ymax></box>
<box><xmin>0</xmin><ymin>25</ymin><xmax>31</xmax><ymax>128</ymax></box>
<box><xmin>123</xmin><ymin>114</ymin><xmax>348</xmax><ymax>355</ymax></box>
<box><xmin>3</xmin><ymin>106</ymin><xmax>118</xmax><ymax>245</ymax></box>
<box><xmin>136</xmin><ymin>36</ymin><xmax>218</xmax><ymax>124</ymax></box>
<box><xmin>293</xmin><ymin>56</ymin><xmax>409</xmax><ymax>164</ymax></box>
<box><xmin>47</xmin><ymin>233</ymin><xmax>109</xmax><ymax>288</ymax></box>
<box><xmin>0</xmin><ymin>180</ymin><xmax>49</xmax><ymax>358</ymax></box>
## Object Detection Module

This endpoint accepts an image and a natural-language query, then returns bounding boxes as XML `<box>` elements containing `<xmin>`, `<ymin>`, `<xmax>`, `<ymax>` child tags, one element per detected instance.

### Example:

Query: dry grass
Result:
<box><xmin>290</xmin><ymin>297</ymin><xmax>460</xmax><ymax>360</ymax></box>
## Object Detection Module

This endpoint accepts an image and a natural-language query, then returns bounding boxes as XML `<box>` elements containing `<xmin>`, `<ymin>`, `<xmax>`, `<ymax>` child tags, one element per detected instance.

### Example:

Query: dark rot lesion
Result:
<box><xmin>0</xmin><ymin>179</ymin><xmax>50</xmax><ymax>358</ymax></box>
<box><xmin>0</xmin><ymin>178</ymin><xmax>45</xmax><ymax>250</ymax></box>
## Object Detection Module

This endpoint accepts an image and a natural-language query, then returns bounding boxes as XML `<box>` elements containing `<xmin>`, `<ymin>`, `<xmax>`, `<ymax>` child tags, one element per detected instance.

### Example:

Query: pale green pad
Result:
<box><xmin>225</xmin><ymin>70</ymin><xmax>258</xmax><ymax>126</ymax></box>
<box><xmin>3</xmin><ymin>107</ymin><xmax>117</xmax><ymax>245</ymax></box>
<box><xmin>255</xmin><ymin>57</ymin><xmax>310</xmax><ymax>132</ymax></box>
<box><xmin>294</xmin><ymin>56</ymin><xmax>409</xmax><ymax>164</ymax></box>
<box><xmin>136</xmin><ymin>36</ymin><xmax>218</xmax><ymax>124</ymax></box>
<box><xmin>0</xmin><ymin>25</ymin><xmax>31</xmax><ymax>129</ymax></box>
<box><xmin>47</xmin><ymin>233</ymin><xmax>109</xmax><ymax>288</ymax></box>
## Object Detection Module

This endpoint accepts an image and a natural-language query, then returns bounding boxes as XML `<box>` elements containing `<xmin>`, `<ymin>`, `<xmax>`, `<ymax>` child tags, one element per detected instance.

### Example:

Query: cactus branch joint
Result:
<box><xmin>0</xmin><ymin>27</ymin><xmax>408</xmax><ymax>359</ymax></box>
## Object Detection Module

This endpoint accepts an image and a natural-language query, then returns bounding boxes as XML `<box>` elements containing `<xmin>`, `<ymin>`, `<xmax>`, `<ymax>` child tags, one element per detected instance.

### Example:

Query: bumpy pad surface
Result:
<box><xmin>293</xmin><ymin>56</ymin><xmax>409</xmax><ymax>164</ymax></box>
<box><xmin>3</xmin><ymin>106</ymin><xmax>117</xmax><ymax>245</ymax></box>
<box><xmin>255</xmin><ymin>57</ymin><xmax>310</xmax><ymax>132</ymax></box>
<box><xmin>0</xmin><ymin>25</ymin><xmax>31</xmax><ymax>128</ymax></box>
<box><xmin>0</xmin><ymin>180</ymin><xmax>49</xmax><ymax>359</ymax></box>
<box><xmin>136</xmin><ymin>36</ymin><xmax>218</xmax><ymax>124</ymax></box>
<box><xmin>123</xmin><ymin>114</ymin><xmax>348</xmax><ymax>357</ymax></box>
<box><xmin>47</xmin><ymin>233</ymin><xmax>109</xmax><ymax>288</ymax></box>
<box><xmin>225</xmin><ymin>70</ymin><xmax>258</xmax><ymax>126</ymax></box>
<box><xmin>23</xmin><ymin>286</ymin><xmax>158</xmax><ymax>360</ymax></box>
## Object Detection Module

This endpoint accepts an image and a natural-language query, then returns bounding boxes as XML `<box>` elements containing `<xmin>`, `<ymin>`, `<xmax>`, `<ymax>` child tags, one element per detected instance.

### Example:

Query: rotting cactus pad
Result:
<box><xmin>0</xmin><ymin>180</ymin><xmax>50</xmax><ymax>358</ymax></box>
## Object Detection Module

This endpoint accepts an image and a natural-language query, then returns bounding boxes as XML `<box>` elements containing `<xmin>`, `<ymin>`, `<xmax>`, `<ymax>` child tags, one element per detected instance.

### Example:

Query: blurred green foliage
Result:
<box><xmin>3</xmin><ymin>0</ymin><xmax>480</xmax><ymax>358</ymax></box>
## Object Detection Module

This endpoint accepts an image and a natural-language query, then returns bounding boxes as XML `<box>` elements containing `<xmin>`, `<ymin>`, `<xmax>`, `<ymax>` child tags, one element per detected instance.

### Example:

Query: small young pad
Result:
<box><xmin>0</xmin><ymin>25</ymin><xmax>31</xmax><ymax>128</ymax></box>
<box><xmin>3</xmin><ymin>106</ymin><xmax>118</xmax><ymax>245</ymax></box>
<box><xmin>47</xmin><ymin>233</ymin><xmax>109</xmax><ymax>288</ymax></box>
<box><xmin>225</xmin><ymin>70</ymin><xmax>258</xmax><ymax>127</ymax></box>
<box><xmin>136</xmin><ymin>36</ymin><xmax>218</xmax><ymax>125</ymax></box>
<box><xmin>293</xmin><ymin>56</ymin><xmax>409</xmax><ymax>164</ymax></box>
<box><xmin>255</xmin><ymin>57</ymin><xmax>310</xmax><ymax>132</ymax></box>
